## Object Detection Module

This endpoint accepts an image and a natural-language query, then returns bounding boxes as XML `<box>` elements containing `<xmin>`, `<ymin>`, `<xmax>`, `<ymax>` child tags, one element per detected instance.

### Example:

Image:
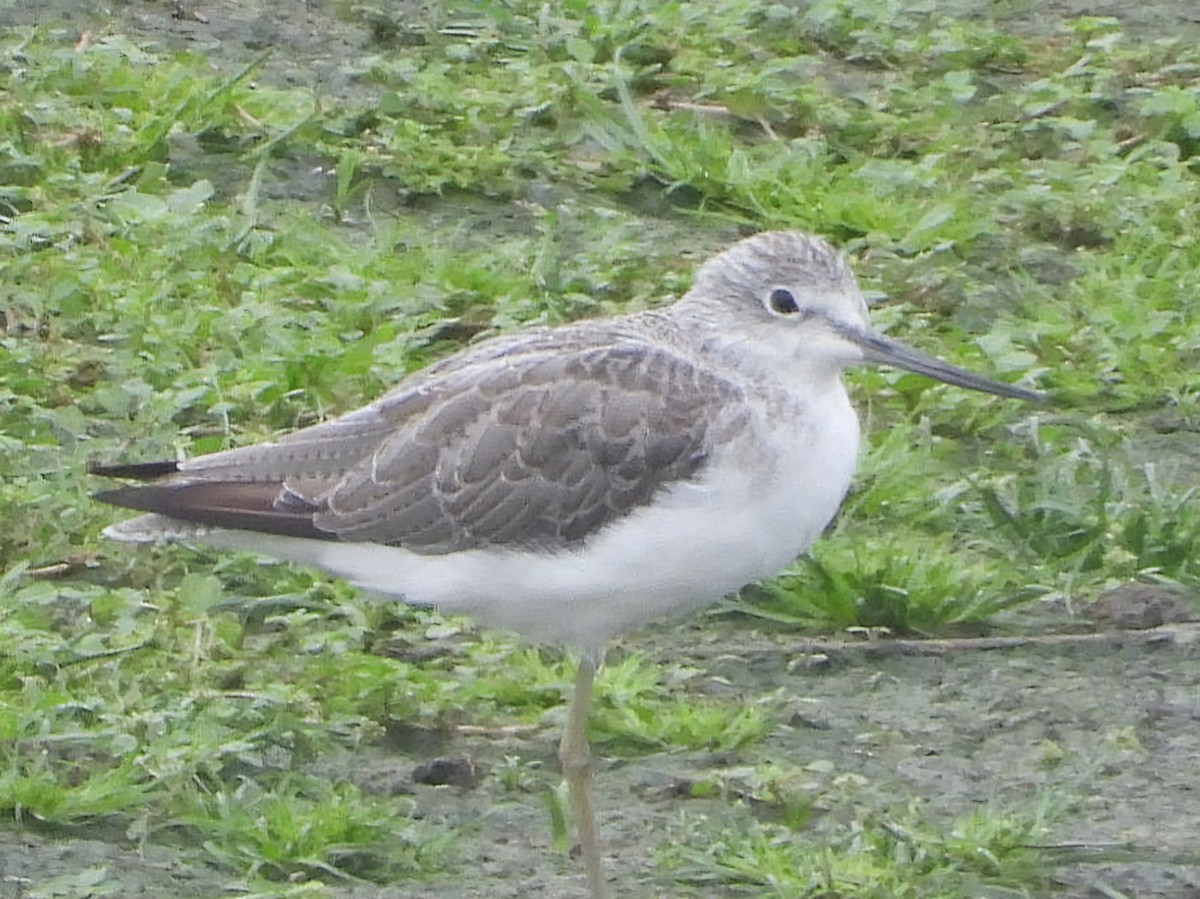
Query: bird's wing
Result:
<box><xmin>95</xmin><ymin>338</ymin><xmax>749</xmax><ymax>554</ymax></box>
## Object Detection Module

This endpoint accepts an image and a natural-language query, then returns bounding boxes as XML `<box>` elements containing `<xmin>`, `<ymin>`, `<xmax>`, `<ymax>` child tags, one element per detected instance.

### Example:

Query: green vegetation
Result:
<box><xmin>668</xmin><ymin>800</ymin><xmax>1057</xmax><ymax>898</ymax></box>
<box><xmin>2</xmin><ymin>1</ymin><xmax>1197</xmax><ymax>895</ymax></box>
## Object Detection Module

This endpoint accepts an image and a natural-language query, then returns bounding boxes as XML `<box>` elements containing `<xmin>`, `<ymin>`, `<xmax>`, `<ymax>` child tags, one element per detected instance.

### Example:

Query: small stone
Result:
<box><xmin>412</xmin><ymin>756</ymin><xmax>480</xmax><ymax>790</ymax></box>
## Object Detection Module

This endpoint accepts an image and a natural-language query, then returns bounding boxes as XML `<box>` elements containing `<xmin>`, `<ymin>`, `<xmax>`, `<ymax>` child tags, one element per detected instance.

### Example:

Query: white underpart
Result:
<box><xmin>107</xmin><ymin>379</ymin><xmax>859</xmax><ymax>650</ymax></box>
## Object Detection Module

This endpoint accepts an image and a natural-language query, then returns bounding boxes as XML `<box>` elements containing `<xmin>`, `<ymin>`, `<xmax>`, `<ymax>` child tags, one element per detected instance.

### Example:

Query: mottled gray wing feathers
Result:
<box><xmin>97</xmin><ymin>336</ymin><xmax>748</xmax><ymax>555</ymax></box>
<box><xmin>315</xmin><ymin>344</ymin><xmax>743</xmax><ymax>552</ymax></box>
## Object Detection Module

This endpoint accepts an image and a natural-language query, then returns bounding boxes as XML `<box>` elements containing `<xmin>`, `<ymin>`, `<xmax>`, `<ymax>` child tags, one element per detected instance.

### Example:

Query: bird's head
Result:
<box><xmin>682</xmin><ymin>230</ymin><xmax>1041</xmax><ymax>401</ymax></box>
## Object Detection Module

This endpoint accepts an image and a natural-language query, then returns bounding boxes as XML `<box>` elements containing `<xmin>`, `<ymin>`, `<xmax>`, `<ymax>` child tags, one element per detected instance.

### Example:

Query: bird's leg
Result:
<box><xmin>560</xmin><ymin>651</ymin><xmax>611</xmax><ymax>899</ymax></box>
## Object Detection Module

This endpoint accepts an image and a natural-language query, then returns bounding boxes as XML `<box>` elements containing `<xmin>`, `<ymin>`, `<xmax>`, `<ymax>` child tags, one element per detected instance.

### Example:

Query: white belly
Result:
<box><xmin>209</xmin><ymin>382</ymin><xmax>862</xmax><ymax>651</ymax></box>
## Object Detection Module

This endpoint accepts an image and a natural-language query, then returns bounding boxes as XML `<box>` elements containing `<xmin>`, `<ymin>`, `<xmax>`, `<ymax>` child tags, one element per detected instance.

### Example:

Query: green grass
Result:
<box><xmin>2</xmin><ymin>1</ymin><xmax>1198</xmax><ymax>894</ymax></box>
<box><xmin>668</xmin><ymin>801</ymin><xmax>1057</xmax><ymax>898</ymax></box>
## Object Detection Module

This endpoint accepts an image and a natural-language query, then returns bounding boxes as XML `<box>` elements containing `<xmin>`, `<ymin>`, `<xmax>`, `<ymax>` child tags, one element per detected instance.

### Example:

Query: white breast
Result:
<box><xmin>206</xmin><ymin>378</ymin><xmax>862</xmax><ymax>651</ymax></box>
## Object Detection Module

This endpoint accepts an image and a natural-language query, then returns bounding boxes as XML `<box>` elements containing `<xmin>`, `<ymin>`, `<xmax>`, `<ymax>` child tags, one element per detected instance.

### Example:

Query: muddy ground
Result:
<box><xmin>2</xmin><ymin>1</ymin><xmax>1199</xmax><ymax>897</ymax></box>
<box><xmin>3</xmin><ymin>615</ymin><xmax>1199</xmax><ymax>898</ymax></box>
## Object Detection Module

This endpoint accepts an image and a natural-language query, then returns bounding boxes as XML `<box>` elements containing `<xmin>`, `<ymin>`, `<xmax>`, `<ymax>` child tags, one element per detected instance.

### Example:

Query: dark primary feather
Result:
<box><xmin>94</xmin><ymin>481</ymin><xmax>329</xmax><ymax>540</ymax></box>
<box><xmin>94</xmin><ymin>329</ymin><xmax>749</xmax><ymax>555</ymax></box>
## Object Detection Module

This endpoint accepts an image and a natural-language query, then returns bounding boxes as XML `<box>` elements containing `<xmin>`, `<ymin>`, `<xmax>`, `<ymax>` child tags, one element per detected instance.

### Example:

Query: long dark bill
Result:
<box><xmin>844</xmin><ymin>326</ymin><xmax>1044</xmax><ymax>402</ymax></box>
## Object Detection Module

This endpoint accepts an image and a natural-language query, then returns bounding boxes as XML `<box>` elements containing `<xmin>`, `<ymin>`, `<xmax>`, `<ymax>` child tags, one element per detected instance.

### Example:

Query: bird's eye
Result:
<box><xmin>767</xmin><ymin>287</ymin><xmax>800</xmax><ymax>315</ymax></box>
